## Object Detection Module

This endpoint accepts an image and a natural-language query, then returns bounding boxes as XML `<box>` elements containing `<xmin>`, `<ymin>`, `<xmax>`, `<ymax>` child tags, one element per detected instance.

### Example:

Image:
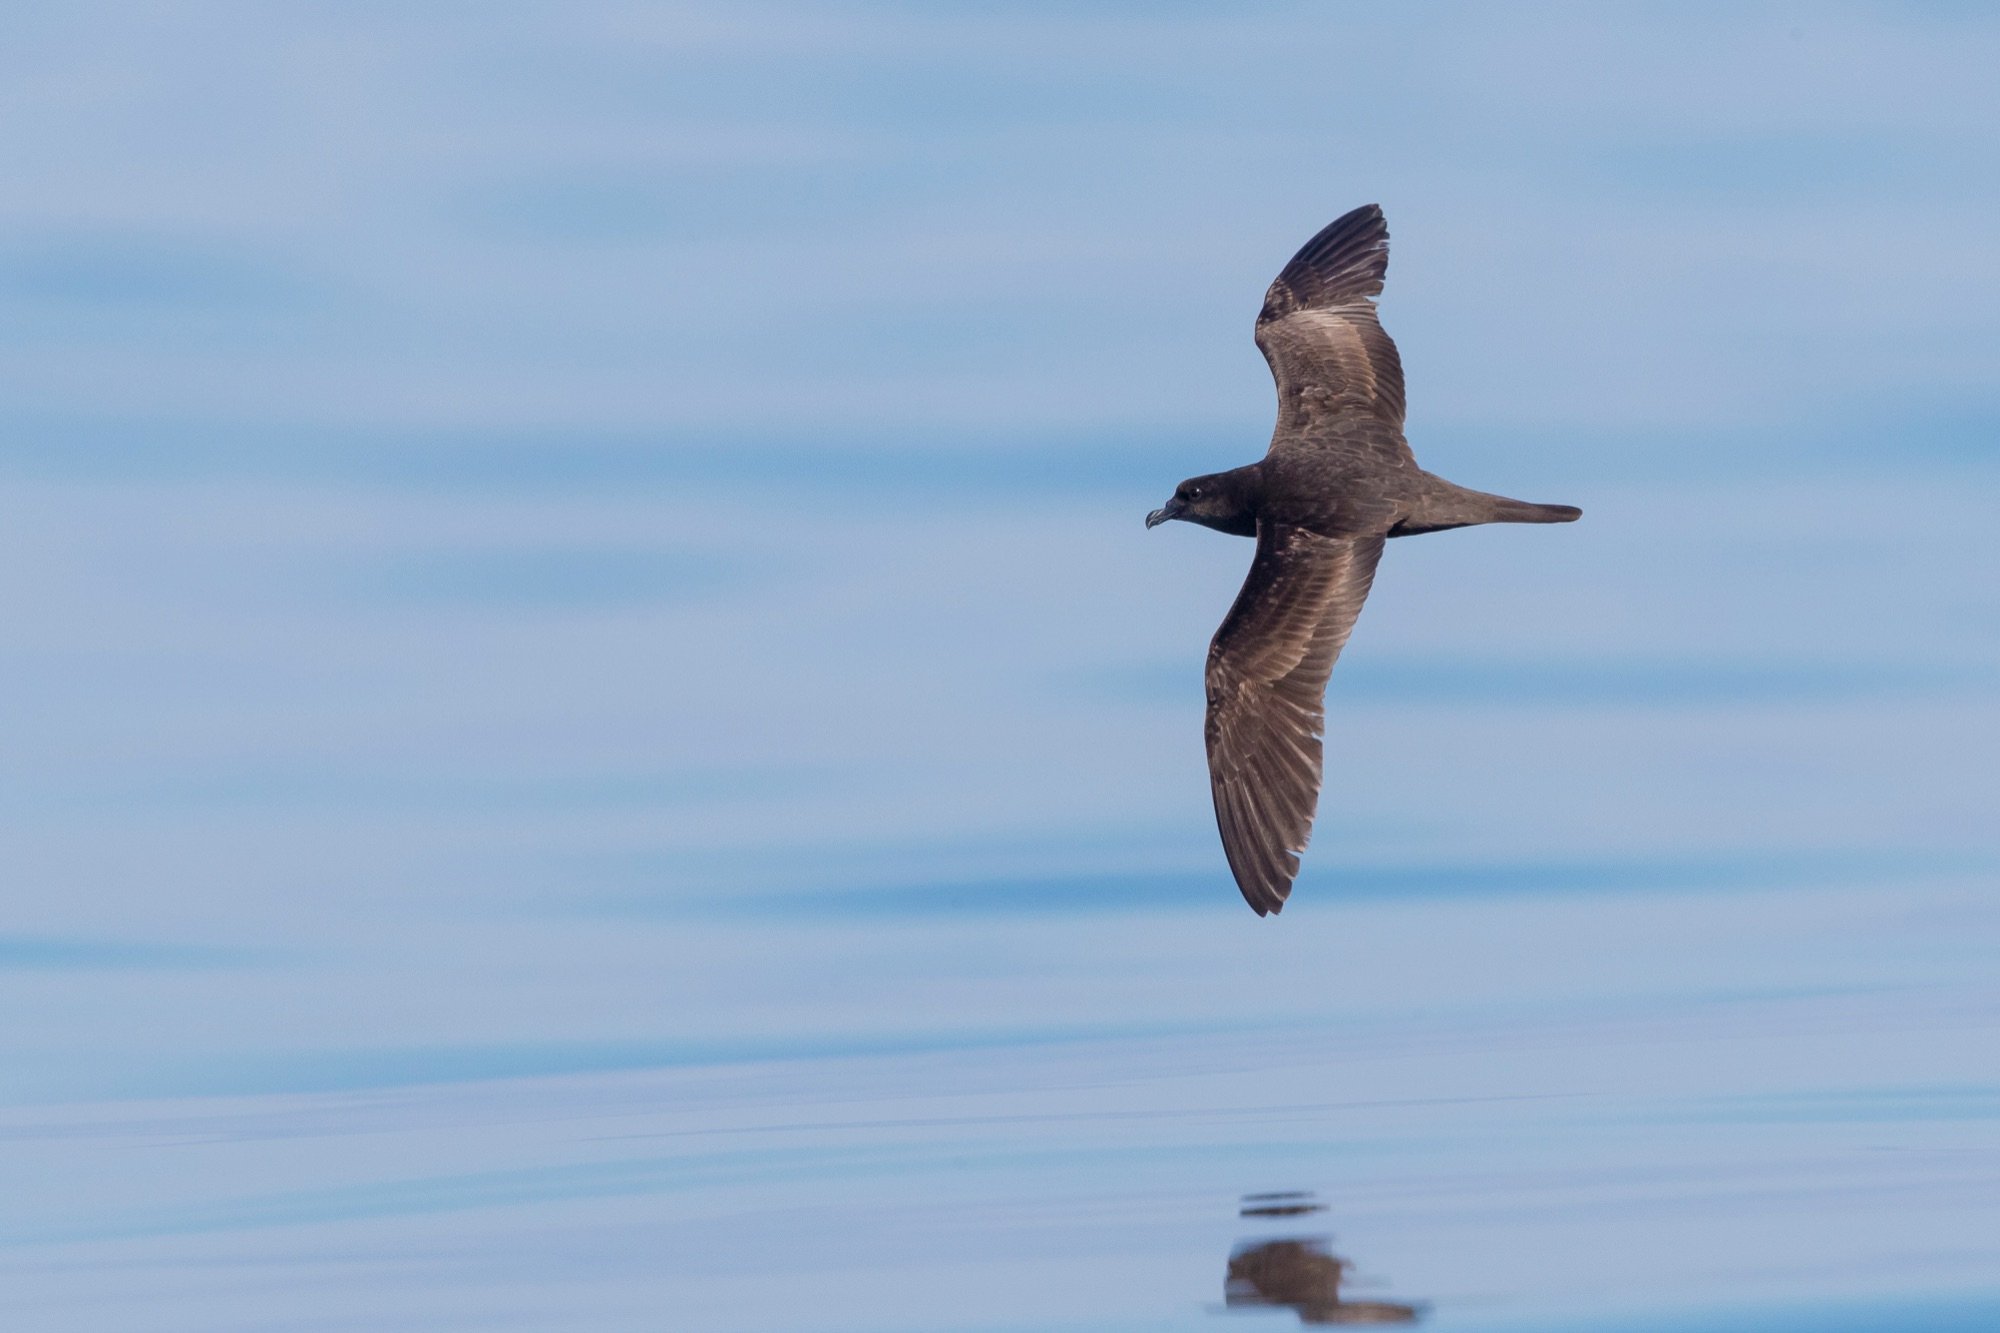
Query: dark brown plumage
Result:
<box><xmin>1225</xmin><ymin>1238</ymin><xmax>1422</xmax><ymax>1324</ymax></box>
<box><xmin>1146</xmin><ymin>204</ymin><xmax>1581</xmax><ymax>915</ymax></box>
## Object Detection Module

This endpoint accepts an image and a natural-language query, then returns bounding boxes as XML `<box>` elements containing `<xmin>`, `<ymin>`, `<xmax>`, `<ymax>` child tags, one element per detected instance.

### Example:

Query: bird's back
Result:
<box><xmin>1262</xmin><ymin>417</ymin><xmax>1423</xmax><ymax>536</ymax></box>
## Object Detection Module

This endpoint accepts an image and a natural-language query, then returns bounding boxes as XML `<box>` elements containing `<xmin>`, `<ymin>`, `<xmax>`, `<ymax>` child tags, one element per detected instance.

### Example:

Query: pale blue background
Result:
<box><xmin>1</xmin><ymin>4</ymin><xmax>1996</xmax><ymax>1330</ymax></box>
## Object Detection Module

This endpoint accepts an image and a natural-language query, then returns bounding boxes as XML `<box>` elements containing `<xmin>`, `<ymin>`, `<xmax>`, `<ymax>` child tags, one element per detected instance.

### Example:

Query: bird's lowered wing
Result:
<box><xmin>1206</xmin><ymin>525</ymin><xmax>1385</xmax><ymax>915</ymax></box>
<box><xmin>1255</xmin><ymin>203</ymin><xmax>1410</xmax><ymax>446</ymax></box>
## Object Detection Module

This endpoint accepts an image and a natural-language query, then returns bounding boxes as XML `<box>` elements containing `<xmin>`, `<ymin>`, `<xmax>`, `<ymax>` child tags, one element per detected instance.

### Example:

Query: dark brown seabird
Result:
<box><xmin>1146</xmin><ymin>204</ymin><xmax>1580</xmax><ymax>916</ymax></box>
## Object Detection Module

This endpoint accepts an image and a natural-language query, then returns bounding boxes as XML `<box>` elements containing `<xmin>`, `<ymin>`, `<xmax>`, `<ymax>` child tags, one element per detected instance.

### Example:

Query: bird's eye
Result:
<box><xmin>1188</xmin><ymin>486</ymin><xmax>1202</xmax><ymax>498</ymax></box>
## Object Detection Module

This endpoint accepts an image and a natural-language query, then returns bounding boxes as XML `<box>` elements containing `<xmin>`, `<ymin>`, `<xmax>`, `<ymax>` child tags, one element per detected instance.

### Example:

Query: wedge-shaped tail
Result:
<box><xmin>1391</xmin><ymin>475</ymin><xmax>1581</xmax><ymax>538</ymax></box>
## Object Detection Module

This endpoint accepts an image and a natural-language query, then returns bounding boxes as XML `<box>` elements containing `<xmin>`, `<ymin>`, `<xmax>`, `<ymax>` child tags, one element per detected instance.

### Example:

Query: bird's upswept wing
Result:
<box><xmin>1256</xmin><ymin>203</ymin><xmax>1410</xmax><ymax>449</ymax></box>
<box><xmin>1205</xmin><ymin>526</ymin><xmax>1385</xmax><ymax>915</ymax></box>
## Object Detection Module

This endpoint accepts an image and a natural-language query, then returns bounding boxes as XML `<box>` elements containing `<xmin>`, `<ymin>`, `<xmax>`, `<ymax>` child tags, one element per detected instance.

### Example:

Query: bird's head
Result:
<box><xmin>1146</xmin><ymin>470</ymin><xmax>1259</xmax><ymax>536</ymax></box>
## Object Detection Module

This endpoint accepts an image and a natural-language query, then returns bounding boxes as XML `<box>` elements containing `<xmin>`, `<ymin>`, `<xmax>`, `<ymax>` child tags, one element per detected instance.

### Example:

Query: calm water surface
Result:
<box><xmin>4</xmin><ymin>6</ymin><xmax>1999</xmax><ymax>1328</ymax></box>
<box><xmin>3</xmin><ymin>872</ymin><xmax>1998</xmax><ymax>1330</ymax></box>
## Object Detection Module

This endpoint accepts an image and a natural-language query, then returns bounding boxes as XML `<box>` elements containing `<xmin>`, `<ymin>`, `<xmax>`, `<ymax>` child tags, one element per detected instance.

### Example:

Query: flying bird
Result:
<box><xmin>1146</xmin><ymin>204</ymin><xmax>1580</xmax><ymax>915</ymax></box>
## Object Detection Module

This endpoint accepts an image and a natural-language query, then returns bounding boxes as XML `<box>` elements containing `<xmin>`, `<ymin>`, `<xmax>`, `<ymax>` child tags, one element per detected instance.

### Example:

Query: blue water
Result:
<box><xmin>2</xmin><ymin>5</ymin><xmax>1998</xmax><ymax>1330</ymax></box>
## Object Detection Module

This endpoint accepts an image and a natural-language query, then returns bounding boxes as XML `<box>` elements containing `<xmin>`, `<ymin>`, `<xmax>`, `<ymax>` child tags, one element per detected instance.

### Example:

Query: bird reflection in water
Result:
<box><xmin>1225</xmin><ymin>1193</ymin><xmax>1424</xmax><ymax>1325</ymax></box>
